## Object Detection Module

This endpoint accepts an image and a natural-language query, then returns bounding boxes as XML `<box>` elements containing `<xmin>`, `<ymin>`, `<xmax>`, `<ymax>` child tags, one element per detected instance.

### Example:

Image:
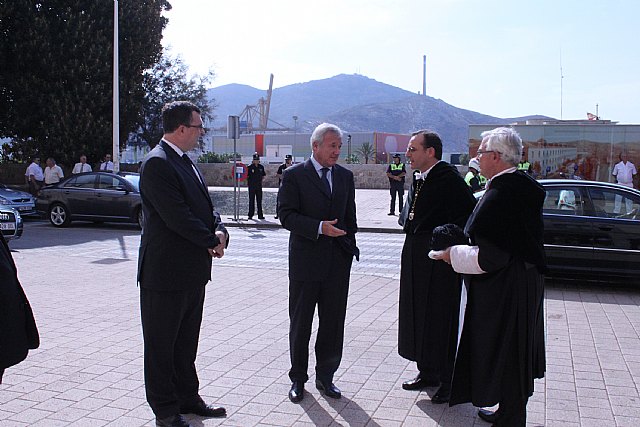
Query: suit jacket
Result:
<box><xmin>137</xmin><ymin>141</ymin><xmax>227</xmax><ymax>291</ymax></box>
<box><xmin>278</xmin><ymin>159</ymin><xmax>359</xmax><ymax>281</ymax></box>
<box><xmin>0</xmin><ymin>234</ymin><xmax>39</xmax><ymax>372</ymax></box>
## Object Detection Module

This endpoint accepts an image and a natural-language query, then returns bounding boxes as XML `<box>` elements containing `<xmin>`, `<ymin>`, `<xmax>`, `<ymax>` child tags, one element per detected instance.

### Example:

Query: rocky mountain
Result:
<box><xmin>207</xmin><ymin>74</ymin><xmax>553</xmax><ymax>152</ymax></box>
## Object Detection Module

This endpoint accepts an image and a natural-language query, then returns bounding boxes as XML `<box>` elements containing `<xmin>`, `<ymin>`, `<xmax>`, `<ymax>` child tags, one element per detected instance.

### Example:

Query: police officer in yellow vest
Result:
<box><xmin>386</xmin><ymin>154</ymin><xmax>406</xmax><ymax>215</ymax></box>
<box><xmin>518</xmin><ymin>157</ymin><xmax>532</xmax><ymax>174</ymax></box>
<box><xmin>464</xmin><ymin>158</ymin><xmax>485</xmax><ymax>193</ymax></box>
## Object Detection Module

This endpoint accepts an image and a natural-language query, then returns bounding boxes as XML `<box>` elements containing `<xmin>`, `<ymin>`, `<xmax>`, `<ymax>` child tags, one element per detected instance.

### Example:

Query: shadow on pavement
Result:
<box><xmin>8</xmin><ymin>220</ymin><xmax>141</xmax><ymax>251</ymax></box>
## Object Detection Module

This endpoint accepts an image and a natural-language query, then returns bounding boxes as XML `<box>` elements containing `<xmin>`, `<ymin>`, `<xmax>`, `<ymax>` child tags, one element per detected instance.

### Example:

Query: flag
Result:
<box><xmin>587</xmin><ymin>112</ymin><xmax>598</xmax><ymax>120</ymax></box>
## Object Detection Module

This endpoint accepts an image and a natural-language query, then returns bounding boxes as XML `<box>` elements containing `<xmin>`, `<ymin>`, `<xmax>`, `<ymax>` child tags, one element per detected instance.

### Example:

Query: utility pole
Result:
<box><xmin>112</xmin><ymin>0</ymin><xmax>120</xmax><ymax>172</ymax></box>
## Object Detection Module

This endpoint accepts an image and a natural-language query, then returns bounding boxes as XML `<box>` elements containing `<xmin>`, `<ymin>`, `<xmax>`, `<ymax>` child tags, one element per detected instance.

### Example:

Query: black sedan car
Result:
<box><xmin>36</xmin><ymin>172</ymin><xmax>143</xmax><ymax>228</ymax></box>
<box><xmin>476</xmin><ymin>179</ymin><xmax>640</xmax><ymax>282</ymax></box>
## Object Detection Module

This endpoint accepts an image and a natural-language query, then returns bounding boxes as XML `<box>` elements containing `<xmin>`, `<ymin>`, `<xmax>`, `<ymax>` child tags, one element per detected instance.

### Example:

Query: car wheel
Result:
<box><xmin>136</xmin><ymin>207</ymin><xmax>144</xmax><ymax>229</ymax></box>
<box><xmin>49</xmin><ymin>203</ymin><xmax>71</xmax><ymax>227</ymax></box>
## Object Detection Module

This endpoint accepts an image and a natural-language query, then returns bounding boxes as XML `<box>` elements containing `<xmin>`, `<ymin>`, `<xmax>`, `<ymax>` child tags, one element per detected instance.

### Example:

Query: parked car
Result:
<box><xmin>0</xmin><ymin>183</ymin><xmax>37</xmax><ymax>217</ymax></box>
<box><xmin>475</xmin><ymin>179</ymin><xmax>640</xmax><ymax>282</ymax></box>
<box><xmin>0</xmin><ymin>206</ymin><xmax>24</xmax><ymax>240</ymax></box>
<box><xmin>36</xmin><ymin>172</ymin><xmax>143</xmax><ymax>228</ymax></box>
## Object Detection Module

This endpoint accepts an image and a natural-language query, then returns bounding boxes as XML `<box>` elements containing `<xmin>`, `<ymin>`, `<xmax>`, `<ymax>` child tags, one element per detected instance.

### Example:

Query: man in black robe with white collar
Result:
<box><xmin>434</xmin><ymin>127</ymin><xmax>546</xmax><ymax>426</ymax></box>
<box><xmin>397</xmin><ymin>130</ymin><xmax>475</xmax><ymax>403</ymax></box>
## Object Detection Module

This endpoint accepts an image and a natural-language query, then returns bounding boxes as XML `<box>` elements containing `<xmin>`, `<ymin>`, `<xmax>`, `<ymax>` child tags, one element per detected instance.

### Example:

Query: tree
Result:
<box><xmin>355</xmin><ymin>142</ymin><xmax>375</xmax><ymax>164</ymax></box>
<box><xmin>137</xmin><ymin>51</ymin><xmax>216</xmax><ymax>148</ymax></box>
<box><xmin>0</xmin><ymin>0</ymin><xmax>171</xmax><ymax>166</ymax></box>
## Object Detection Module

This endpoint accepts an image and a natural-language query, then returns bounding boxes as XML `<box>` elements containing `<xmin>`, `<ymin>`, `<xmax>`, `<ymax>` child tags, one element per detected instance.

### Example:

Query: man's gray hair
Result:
<box><xmin>310</xmin><ymin>123</ymin><xmax>343</xmax><ymax>150</ymax></box>
<box><xmin>481</xmin><ymin>127</ymin><xmax>523</xmax><ymax>166</ymax></box>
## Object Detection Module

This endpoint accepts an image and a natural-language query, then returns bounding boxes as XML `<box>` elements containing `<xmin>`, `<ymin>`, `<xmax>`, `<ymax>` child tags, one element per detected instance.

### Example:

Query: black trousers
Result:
<box><xmin>288</xmin><ymin>251</ymin><xmax>353</xmax><ymax>383</ymax></box>
<box><xmin>389</xmin><ymin>185</ymin><xmax>404</xmax><ymax>214</ymax></box>
<box><xmin>494</xmin><ymin>339</ymin><xmax>528</xmax><ymax>427</ymax></box>
<box><xmin>248</xmin><ymin>184</ymin><xmax>263</xmax><ymax>217</ymax></box>
<box><xmin>140</xmin><ymin>286</ymin><xmax>205</xmax><ymax>418</ymax></box>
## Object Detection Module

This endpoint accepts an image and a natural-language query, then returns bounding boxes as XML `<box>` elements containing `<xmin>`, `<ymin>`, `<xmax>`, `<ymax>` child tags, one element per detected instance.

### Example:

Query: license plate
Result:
<box><xmin>1</xmin><ymin>223</ymin><xmax>16</xmax><ymax>230</ymax></box>
<box><xmin>18</xmin><ymin>206</ymin><xmax>31</xmax><ymax>211</ymax></box>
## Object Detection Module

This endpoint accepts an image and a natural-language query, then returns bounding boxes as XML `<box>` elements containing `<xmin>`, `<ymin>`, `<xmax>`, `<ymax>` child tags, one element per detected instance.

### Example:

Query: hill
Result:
<box><xmin>207</xmin><ymin>74</ymin><xmax>553</xmax><ymax>152</ymax></box>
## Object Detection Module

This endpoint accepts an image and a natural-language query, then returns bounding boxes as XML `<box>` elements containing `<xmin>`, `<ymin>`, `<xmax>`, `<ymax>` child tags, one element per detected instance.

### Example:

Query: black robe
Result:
<box><xmin>0</xmin><ymin>234</ymin><xmax>39</xmax><ymax>383</ymax></box>
<box><xmin>397</xmin><ymin>161</ymin><xmax>476</xmax><ymax>375</ymax></box>
<box><xmin>450</xmin><ymin>170</ymin><xmax>546</xmax><ymax>407</ymax></box>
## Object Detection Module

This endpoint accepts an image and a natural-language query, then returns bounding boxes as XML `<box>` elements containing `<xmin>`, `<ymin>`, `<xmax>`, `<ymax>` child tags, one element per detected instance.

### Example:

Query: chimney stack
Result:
<box><xmin>422</xmin><ymin>55</ymin><xmax>426</xmax><ymax>96</ymax></box>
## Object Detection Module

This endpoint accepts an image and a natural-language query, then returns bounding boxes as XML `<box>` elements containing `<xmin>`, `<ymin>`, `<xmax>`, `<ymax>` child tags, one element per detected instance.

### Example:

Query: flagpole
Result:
<box><xmin>112</xmin><ymin>0</ymin><xmax>120</xmax><ymax>173</ymax></box>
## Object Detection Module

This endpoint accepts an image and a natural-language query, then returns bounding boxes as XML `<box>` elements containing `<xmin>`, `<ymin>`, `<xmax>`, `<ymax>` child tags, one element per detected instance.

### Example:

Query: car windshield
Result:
<box><xmin>122</xmin><ymin>174</ymin><xmax>140</xmax><ymax>191</ymax></box>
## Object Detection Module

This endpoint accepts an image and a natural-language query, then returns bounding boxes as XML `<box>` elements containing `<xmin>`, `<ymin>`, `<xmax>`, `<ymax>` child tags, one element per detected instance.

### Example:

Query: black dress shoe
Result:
<box><xmin>402</xmin><ymin>375</ymin><xmax>440</xmax><ymax>390</ymax></box>
<box><xmin>477</xmin><ymin>408</ymin><xmax>499</xmax><ymax>423</ymax></box>
<box><xmin>388</xmin><ymin>212</ymin><xmax>395</xmax><ymax>216</ymax></box>
<box><xmin>289</xmin><ymin>381</ymin><xmax>305</xmax><ymax>403</ymax></box>
<box><xmin>431</xmin><ymin>384</ymin><xmax>451</xmax><ymax>404</ymax></box>
<box><xmin>258</xmin><ymin>215</ymin><xmax>265</xmax><ymax>219</ymax></box>
<box><xmin>156</xmin><ymin>414</ymin><xmax>192</xmax><ymax>427</ymax></box>
<box><xmin>180</xmin><ymin>400</ymin><xmax>226</xmax><ymax>418</ymax></box>
<box><xmin>315</xmin><ymin>379</ymin><xmax>341</xmax><ymax>399</ymax></box>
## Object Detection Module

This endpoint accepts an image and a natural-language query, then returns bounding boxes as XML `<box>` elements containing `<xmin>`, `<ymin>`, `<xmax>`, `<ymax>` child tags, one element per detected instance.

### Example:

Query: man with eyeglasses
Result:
<box><xmin>397</xmin><ymin>130</ymin><xmax>475</xmax><ymax>404</ymax></box>
<box><xmin>138</xmin><ymin>101</ymin><xmax>228</xmax><ymax>427</ymax></box>
<box><xmin>433</xmin><ymin>127</ymin><xmax>546</xmax><ymax>426</ymax></box>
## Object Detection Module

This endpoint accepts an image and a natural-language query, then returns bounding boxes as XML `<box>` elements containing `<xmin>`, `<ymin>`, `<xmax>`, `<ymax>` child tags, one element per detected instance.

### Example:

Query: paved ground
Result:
<box><xmin>1</xmin><ymin>188</ymin><xmax>640</xmax><ymax>426</ymax></box>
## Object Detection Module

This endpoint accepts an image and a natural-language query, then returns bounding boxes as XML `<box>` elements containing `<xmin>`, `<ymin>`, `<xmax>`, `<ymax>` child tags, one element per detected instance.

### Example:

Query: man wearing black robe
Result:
<box><xmin>397</xmin><ymin>130</ymin><xmax>476</xmax><ymax>403</ymax></box>
<box><xmin>435</xmin><ymin>127</ymin><xmax>546</xmax><ymax>426</ymax></box>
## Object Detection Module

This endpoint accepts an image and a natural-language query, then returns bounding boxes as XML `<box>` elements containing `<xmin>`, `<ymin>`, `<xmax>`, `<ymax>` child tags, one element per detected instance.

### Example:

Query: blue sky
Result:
<box><xmin>161</xmin><ymin>0</ymin><xmax>639</xmax><ymax>124</ymax></box>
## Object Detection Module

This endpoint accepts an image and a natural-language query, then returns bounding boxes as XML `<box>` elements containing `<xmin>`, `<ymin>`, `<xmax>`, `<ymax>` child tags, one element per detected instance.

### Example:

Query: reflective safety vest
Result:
<box><xmin>518</xmin><ymin>161</ymin><xmax>531</xmax><ymax>171</ymax></box>
<box><xmin>478</xmin><ymin>174</ymin><xmax>487</xmax><ymax>186</ymax></box>
<box><xmin>390</xmin><ymin>163</ymin><xmax>404</xmax><ymax>171</ymax></box>
<box><xmin>464</xmin><ymin>171</ymin><xmax>475</xmax><ymax>186</ymax></box>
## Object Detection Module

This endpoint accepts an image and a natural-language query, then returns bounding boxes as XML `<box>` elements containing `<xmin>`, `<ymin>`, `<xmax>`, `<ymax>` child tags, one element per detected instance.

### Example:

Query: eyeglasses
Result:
<box><xmin>184</xmin><ymin>123</ymin><xmax>207</xmax><ymax>131</ymax></box>
<box><xmin>477</xmin><ymin>149</ymin><xmax>498</xmax><ymax>156</ymax></box>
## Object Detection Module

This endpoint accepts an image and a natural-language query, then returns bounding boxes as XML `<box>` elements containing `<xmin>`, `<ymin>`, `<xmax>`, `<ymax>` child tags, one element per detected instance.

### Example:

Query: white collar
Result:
<box><xmin>162</xmin><ymin>138</ymin><xmax>185</xmax><ymax>157</ymax></box>
<box><xmin>486</xmin><ymin>166</ymin><xmax>517</xmax><ymax>188</ymax></box>
<box><xmin>414</xmin><ymin>160</ymin><xmax>441</xmax><ymax>180</ymax></box>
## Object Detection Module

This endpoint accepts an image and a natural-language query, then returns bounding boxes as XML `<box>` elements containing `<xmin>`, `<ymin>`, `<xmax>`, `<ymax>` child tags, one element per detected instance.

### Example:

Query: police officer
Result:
<box><xmin>518</xmin><ymin>156</ymin><xmax>532</xmax><ymax>174</ymax></box>
<box><xmin>386</xmin><ymin>154</ymin><xmax>406</xmax><ymax>215</ymax></box>
<box><xmin>275</xmin><ymin>154</ymin><xmax>293</xmax><ymax>219</ymax></box>
<box><xmin>247</xmin><ymin>152</ymin><xmax>266</xmax><ymax>219</ymax></box>
<box><xmin>464</xmin><ymin>158</ymin><xmax>485</xmax><ymax>193</ymax></box>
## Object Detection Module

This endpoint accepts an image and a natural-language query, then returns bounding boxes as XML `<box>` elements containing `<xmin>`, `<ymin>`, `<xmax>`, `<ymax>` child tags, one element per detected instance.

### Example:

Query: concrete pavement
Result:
<box><xmin>1</xmin><ymin>188</ymin><xmax>640</xmax><ymax>426</ymax></box>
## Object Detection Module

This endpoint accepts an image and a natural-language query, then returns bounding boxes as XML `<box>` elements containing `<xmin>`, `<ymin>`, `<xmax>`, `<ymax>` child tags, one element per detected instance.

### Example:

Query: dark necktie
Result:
<box><xmin>321</xmin><ymin>167</ymin><xmax>331</xmax><ymax>194</ymax></box>
<box><xmin>182</xmin><ymin>154</ymin><xmax>203</xmax><ymax>185</ymax></box>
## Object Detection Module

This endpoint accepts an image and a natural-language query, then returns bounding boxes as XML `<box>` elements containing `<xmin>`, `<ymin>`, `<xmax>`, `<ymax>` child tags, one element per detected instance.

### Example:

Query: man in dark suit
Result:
<box><xmin>278</xmin><ymin>123</ymin><xmax>359</xmax><ymax>404</ymax></box>
<box><xmin>138</xmin><ymin>101</ymin><xmax>229</xmax><ymax>427</ymax></box>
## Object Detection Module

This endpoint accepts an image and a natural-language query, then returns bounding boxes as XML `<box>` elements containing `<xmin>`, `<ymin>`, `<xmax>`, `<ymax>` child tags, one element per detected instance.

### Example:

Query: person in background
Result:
<box><xmin>247</xmin><ymin>152</ymin><xmax>266</xmax><ymax>220</ymax></box>
<box><xmin>433</xmin><ymin>127</ymin><xmax>546</xmax><ymax>426</ymax></box>
<box><xmin>397</xmin><ymin>130</ymin><xmax>475</xmax><ymax>404</ymax></box>
<box><xmin>386</xmin><ymin>154</ymin><xmax>406</xmax><ymax>215</ymax></box>
<box><xmin>44</xmin><ymin>158</ymin><xmax>64</xmax><ymax>185</ymax></box>
<box><xmin>278</xmin><ymin>123</ymin><xmax>359</xmax><ymax>404</ymax></box>
<box><xmin>275</xmin><ymin>154</ymin><xmax>293</xmax><ymax>219</ymax></box>
<box><xmin>100</xmin><ymin>154</ymin><xmax>114</xmax><ymax>172</ymax></box>
<box><xmin>72</xmin><ymin>155</ymin><xmax>92</xmax><ymax>174</ymax></box>
<box><xmin>464</xmin><ymin>158</ymin><xmax>484</xmax><ymax>193</ymax></box>
<box><xmin>612</xmin><ymin>151</ymin><xmax>637</xmax><ymax>214</ymax></box>
<box><xmin>25</xmin><ymin>156</ymin><xmax>44</xmax><ymax>196</ymax></box>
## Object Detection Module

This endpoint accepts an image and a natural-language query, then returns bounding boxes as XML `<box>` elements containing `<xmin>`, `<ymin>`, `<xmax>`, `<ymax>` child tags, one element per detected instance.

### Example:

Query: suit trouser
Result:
<box><xmin>140</xmin><ymin>286</ymin><xmax>205</xmax><ymax>418</ymax></box>
<box><xmin>248</xmin><ymin>184</ymin><xmax>263</xmax><ymax>217</ymax></box>
<box><xmin>389</xmin><ymin>185</ymin><xmax>404</xmax><ymax>214</ymax></box>
<box><xmin>288</xmin><ymin>251</ymin><xmax>353</xmax><ymax>383</ymax></box>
